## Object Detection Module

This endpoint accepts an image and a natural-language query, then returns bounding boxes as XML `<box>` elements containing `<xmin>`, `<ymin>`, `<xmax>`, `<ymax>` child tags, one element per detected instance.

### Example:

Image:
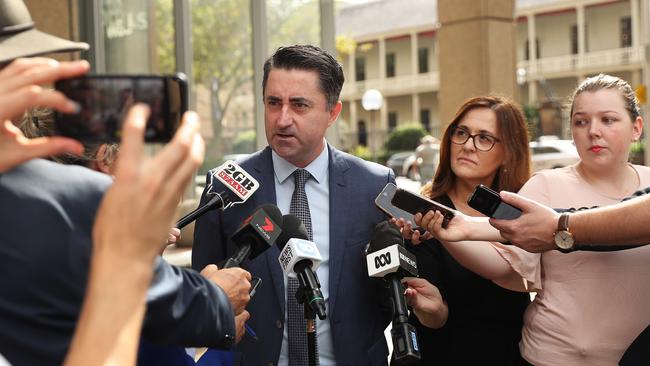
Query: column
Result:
<box><xmin>348</xmin><ymin>46</ymin><xmax>356</xmax><ymax>84</ymax></box>
<box><xmin>437</xmin><ymin>0</ymin><xmax>517</xmax><ymax>124</ymax></box>
<box><xmin>411</xmin><ymin>31</ymin><xmax>419</xmax><ymax>75</ymax></box>
<box><xmin>379</xmin><ymin>37</ymin><xmax>386</xmax><ymax>79</ymax></box>
<box><xmin>528</xmin><ymin>80</ymin><xmax>538</xmax><ymax>105</ymax></box>
<box><xmin>412</xmin><ymin>93</ymin><xmax>421</xmax><ymax>125</ymax></box>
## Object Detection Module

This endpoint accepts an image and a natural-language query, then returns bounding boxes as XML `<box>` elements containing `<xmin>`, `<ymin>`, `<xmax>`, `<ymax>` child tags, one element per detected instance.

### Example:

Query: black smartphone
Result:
<box><xmin>54</xmin><ymin>74</ymin><xmax>188</xmax><ymax>143</ymax></box>
<box><xmin>391</xmin><ymin>188</ymin><xmax>455</xmax><ymax>228</ymax></box>
<box><xmin>467</xmin><ymin>184</ymin><xmax>522</xmax><ymax>220</ymax></box>
<box><xmin>375</xmin><ymin>183</ymin><xmax>427</xmax><ymax>234</ymax></box>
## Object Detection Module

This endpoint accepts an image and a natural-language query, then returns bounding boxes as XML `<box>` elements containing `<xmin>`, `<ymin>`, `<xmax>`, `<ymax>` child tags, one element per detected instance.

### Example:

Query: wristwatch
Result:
<box><xmin>554</xmin><ymin>213</ymin><xmax>575</xmax><ymax>253</ymax></box>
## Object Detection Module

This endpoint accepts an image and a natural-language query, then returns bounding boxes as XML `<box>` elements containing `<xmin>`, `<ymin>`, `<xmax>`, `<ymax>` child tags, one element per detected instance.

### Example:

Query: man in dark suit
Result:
<box><xmin>193</xmin><ymin>45</ymin><xmax>395</xmax><ymax>365</ymax></box>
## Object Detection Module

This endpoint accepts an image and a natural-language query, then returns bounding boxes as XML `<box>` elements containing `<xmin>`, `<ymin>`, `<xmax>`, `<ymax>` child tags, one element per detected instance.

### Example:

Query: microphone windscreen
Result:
<box><xmin>367</xmin><ymin>220</ymin><xmax>403</xmax><ymax>253</ymax></box>
<box><xmin>275</xmin><ymin>214</ymin><xmax>308</xmax><ymax>250</ymax></box>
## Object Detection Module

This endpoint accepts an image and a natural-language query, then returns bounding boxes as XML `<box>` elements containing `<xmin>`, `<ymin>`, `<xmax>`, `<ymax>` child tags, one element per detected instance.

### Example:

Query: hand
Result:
<box><xmin>391</xmin><ymin>217</ymin><xmax>432</xmax><ymax>245</ymax></box>
<box><xmin>489</xmin><ymin>191</ymin><xmax>560</xmax><ymax>253</ymax></box>
<box><xmin>92</xmin><ymin>105</ymin><xmax>205</xmax><ymax>262</ymax></box>
<box><xmin>0</xmin><ymin>58</ymin><xmax>90</xmax><ymax>172</ymax></box>
<box><xmin>403</xmin><ymin>277</ymin><xmax>447</xmax><ymax>329</ymax></box>
<box><xmin>166</xmin><ymin>227</ymin><xmax>181</xmax><ymax>245</ymax></box>
<box><xmin>417</xmin><ymin>209</ymin><xmax>472</xmax><ymax>242</ymax></box>
<box><xmin>200</xmin><ymin>264</ymin><xmax>252</xmax><ymax>315</ymax></box>
<box><xmin>234</xmin><ymin>310</ymin><xmax>250</xmax><ymax>343</ymax></box>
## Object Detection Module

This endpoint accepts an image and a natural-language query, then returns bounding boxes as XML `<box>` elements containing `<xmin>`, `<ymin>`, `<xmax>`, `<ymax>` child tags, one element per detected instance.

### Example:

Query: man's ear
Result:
<box><xmin>327</xmin><ymin>101</ymin><xmax>342</xmax><ymax>128</ymax></box>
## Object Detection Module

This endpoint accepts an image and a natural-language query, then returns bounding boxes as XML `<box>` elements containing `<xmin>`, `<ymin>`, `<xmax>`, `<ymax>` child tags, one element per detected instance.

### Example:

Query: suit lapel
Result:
<box><xmin>250</xmin><ymin>148</ymin><xmax>287</xmax><ymax>315</ymax></box>
<box><xmin>327</xmin><ymin>146</ymin><xmax>350</xmax><ymax>316</ymax></box>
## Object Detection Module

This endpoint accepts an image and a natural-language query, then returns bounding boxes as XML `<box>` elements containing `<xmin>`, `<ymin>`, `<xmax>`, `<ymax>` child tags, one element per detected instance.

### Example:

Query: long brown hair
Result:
<box><xmin>422</xmin><ymin>95</ymin><xmax>531</xmax><ymax>199</ymax></box>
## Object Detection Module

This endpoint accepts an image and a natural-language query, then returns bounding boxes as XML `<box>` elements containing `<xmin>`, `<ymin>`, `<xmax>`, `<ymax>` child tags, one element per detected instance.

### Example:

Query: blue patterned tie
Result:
<box><xmin>287</xmin><ymin>169</ymin><xmax>318</xmax><ymax>366</ymax></box>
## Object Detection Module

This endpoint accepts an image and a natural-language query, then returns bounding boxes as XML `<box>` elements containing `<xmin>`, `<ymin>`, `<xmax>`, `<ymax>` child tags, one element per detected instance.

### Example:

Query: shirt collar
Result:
<box><xmin>272</xmin><ymin>142</ymin><xmax>329</xmax><ymax>184</ymax></box>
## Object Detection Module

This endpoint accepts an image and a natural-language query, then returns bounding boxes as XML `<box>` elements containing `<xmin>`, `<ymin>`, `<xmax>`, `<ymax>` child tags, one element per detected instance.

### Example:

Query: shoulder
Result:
<box><xmin>331</xmin><ymin>147</ymin><xmax>393</xmax><ymax>179</ymax></box>
<box><xmin>631</xmin><ymin>164</ymin><xmax>650</xmax><ymax>182</ymax></box>
<box><xmin>4</xmin><ymin>159</ymin><xmax>111</xmax><ymax>197</ymax></box>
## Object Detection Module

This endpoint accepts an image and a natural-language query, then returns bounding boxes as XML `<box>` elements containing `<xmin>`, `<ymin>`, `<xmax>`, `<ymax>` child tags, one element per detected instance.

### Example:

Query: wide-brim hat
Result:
<box><xmin>0</xmin><ymin>0</ymin><xmax>88</xmax><ymax>63</ymax></box>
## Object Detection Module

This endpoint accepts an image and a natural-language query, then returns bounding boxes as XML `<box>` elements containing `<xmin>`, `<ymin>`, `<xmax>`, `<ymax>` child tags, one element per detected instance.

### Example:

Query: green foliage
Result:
<box><xmin>384</xmin><ymin>123</ymin><xmax>427</xmax><ymax>152</ymax></box>
<box><xmin>232</xmin><ymin>130</ymin><xmax>256</xmax><ymax>154</ymax></box>
<box><xmin>523</xmin><ymin>104</ymin><xmax>540</xmax><ymax>141</ymax></box>
<box><xmin>349</xmin><ymin>145</ymin><xmax>372</xmax><ymax>161</ymax></box>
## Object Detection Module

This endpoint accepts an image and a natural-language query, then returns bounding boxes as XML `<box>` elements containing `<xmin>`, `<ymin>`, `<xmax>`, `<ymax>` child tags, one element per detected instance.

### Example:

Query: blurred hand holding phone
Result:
<box><xmin>54</xmin><ymin>73</ymin><xmax>188</xmax><ymax>143</ymax></box>
<box><xmin>374</xmin><ymin>183</ymin><xmax>455</xmax><ymax>229</ymax></box>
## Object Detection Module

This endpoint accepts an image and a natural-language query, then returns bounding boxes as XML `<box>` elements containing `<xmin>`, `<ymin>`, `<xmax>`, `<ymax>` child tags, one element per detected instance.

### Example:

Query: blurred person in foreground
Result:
<box><xmin>0</xmin><ymin>0</ymin><xmax>250</xmax><ymax>364</ymax></box>
<box><xmin>396</xmin><ymin>96</ymin><xmax>531</xmax><ymax>365</ymax></box>
<box><xmin>414</xmin><ymin>134</ymin><xmax>438</xmax><ymax>185</ymax></box>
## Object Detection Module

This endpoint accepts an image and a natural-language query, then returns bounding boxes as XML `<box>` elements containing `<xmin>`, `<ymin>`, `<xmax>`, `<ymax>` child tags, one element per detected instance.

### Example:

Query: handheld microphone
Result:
<box><xmin>366</xmin><ymin>221</ymin><xmax>420</xmax><ymax>363</ymax></box>
<box><xmin>175</xmin><ymin>160</ymin><xmax>260</xmax><ymax>229</ymax></box>
<box><xmin>223</xmin><ymin>203</ymin><xmax>282</xmax><ymax>268</ymax></box>
<box><xmin>276</xmin><ymin>214</ymin><xmax>327</xmax><ymax>320</ymax></box>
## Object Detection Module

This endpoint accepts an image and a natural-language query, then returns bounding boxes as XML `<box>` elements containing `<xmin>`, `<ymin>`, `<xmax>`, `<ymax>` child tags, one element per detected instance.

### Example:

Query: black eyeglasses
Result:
<box><xmin>450</xmin><ymin>126</ymin><xmax>500</xmax><ymax>152</ymax></box>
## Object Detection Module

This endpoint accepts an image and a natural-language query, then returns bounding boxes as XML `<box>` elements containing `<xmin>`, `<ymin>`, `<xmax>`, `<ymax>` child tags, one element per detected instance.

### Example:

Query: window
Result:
<box><xmin>420</xmin><ymin>109</ymin><xmax>430</xmax><ymax>132</ymax></box>
<box><xmin>355</xmin><ymin>57</ymin><xmax>366</xmax><ymax>81</ymax></box>
<box><xmin>357</xmin><ymin>120</ymin><xmax>367</xmax><ymax>146</ymax></box>
<box><xmin>571</xmin><ymin>25</ymin><xmax>578</xmax><ymax>54</ymax></box>
<box><xmin>418</xmin><ymin>47</ymin><xmax>429</xmax><ymax>73</ymax></box>
<box><xmin>525</xmin><ymin>38</ymin><xmax>540</xmax><ymax>60</ymax></box>
<box><xmin>621</xmin><ymin>17</ymin><xmax>632</xmax><ymax>47</ymax></box>
<box><xmin>386</xmin><ymin>53</ymin><xmax>395</xmax><ymax>78</ymax></box>
<box><xmin>388</xmin><ymin>112</ymin><xmax>398</xmax><ymax>132</ymax></box>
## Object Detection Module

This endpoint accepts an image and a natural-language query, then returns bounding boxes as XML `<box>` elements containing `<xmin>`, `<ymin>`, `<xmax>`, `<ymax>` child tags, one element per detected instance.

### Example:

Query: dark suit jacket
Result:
<box><xmin>0</xmin><ymin>159</ymin><xmax>235</xmax><ymax>366</ymax></box>
<box><xmin>193</xmin><ymin>145</ymin><xmax>395</xmax><ymax>365</ymax></box>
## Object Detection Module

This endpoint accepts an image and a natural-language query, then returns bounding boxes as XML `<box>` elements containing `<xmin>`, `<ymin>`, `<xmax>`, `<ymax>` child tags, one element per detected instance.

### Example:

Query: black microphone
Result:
<box><xmin>223</xmin><ymin>203</ymin><xmax>283</xmax><ymax>268</ymax></box>
<box><xmin>276</xmin><ymin>214</ymin><xmax>327</xmax><ymax>320</ymax></box>
<box><xmin>366</xmin><ymin>221</ymin><xmax>420</xmax><ymax>363</ymax></box>
<box><xmin>175</xmin><ymin>160</ymin><xmax>260</xmax><ymax>229</ymax></box>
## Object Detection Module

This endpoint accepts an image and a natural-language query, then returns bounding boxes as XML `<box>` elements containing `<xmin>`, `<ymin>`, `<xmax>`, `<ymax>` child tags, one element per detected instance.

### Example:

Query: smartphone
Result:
<box><xmin>375</xmin><ymin>183</ymin><xmax>427</xmax><ymax>234</ymax></box>
<box><xmin>54</xmin><ymin>74</ymin><xmax>188</xmax><ymax>143</ymax></box>
<box><xmin>467</xmin><ymin>184</ymin><xmax>522</xmax><ymax>220</ymax></box>
<box><xmin>391</xmin><ymin>188</ymin><xmax>455</xmax><ymax>228</ymax></box>
<box><xmin>249</xmin><ymin>277</ymin><xmax>262</xmax><ymax>297</ymax></box>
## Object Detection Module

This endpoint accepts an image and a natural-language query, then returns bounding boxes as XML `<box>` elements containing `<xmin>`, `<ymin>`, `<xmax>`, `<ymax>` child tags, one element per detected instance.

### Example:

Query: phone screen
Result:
<box><xmin>55</xmin><ymin>74</ymin><xmax>187</xmax><ymax>143</ymax></box>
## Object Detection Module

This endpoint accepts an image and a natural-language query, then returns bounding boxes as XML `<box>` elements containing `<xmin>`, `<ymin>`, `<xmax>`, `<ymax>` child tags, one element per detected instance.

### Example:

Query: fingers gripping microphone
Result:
<box><xmin>175</xmin><ymin>160</ymin><xmax>260</xmax><ymax>229</ymax></box>
<box><xmin>223</xmin><ymin>203</ymin><xmax>283</xmax><ymax>268</ymax></box>
<box><xmin>366</xmin><ymin>221</ymin><xmax>420</xmax><ymax>363</ymax></box>
<box><xmin>276</xmin><ymin>214</ymin><xmax>327</xmax><ymax>320</ymax></box>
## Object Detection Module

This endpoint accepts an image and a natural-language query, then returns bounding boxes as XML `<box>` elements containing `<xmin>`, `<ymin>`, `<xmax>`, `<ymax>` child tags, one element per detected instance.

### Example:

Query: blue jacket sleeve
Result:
<box><xmin>141</xmin><ymin>257</ymin><xmax>236</xmax><ymax>349</ymax></box>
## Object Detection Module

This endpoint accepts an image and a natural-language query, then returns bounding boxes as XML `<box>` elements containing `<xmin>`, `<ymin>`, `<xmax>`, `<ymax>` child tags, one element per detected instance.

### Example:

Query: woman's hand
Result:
<box><xmin>403</xmin><ymin>277</ymin><xmax>447</xmax><ymax>329</ymax></box>
<box><xmin>391</xmin><ymin>217</ymin><xmax>432</xmax><ymax>245</ymax></box>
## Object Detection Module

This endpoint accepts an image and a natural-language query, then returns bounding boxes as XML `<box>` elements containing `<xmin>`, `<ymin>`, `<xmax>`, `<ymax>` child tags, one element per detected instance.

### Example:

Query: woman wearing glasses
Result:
<box><xmin>395</xmin><ymin>96</ymin><xmax>531</xmax><ymax>365</ymax></box>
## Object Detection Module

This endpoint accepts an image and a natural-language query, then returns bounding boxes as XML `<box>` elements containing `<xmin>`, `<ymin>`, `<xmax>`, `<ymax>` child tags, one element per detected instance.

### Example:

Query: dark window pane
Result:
<box><xmin>418</xmin><ymin>47</ymin><xmax>428</xmax><ymax>73</ymax></box>
<box><xmin>355</xmin><ymin>57</ymin><xmax>366</xmax><ymax>81</ymax></box>
<box><xmin>386</xmin><ymin>53</ymin><xmax>395</xmax><ymax>78</ymax></box>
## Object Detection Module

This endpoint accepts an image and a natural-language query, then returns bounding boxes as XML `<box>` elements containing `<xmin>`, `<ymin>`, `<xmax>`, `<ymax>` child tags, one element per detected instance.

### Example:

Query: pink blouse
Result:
<box><xmin>493</xmin><ymin>165</ymin><xmax>650</xmax><ymax>366</ymax></box>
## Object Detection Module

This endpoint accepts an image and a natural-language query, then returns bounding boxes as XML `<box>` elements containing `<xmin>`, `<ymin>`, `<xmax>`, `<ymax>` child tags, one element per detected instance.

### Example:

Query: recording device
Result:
<box><xmin>175</xmin><ymin>160</ymin><xmax>260</xmax><ymax>228</ymax></box>
<box><xmin>54</xmin><ymin>74</ymin><xmax>188</xmax><ymax>142</ymax></box>
<box><xmin>391</xmin><ymin>187</ymin><xmax>455</xmax><ymax>228</ymax></box>
<box><xmin>276</xmin><ymin>214</ymin><xmax>326</xmax><ymax>320</ymax></box>
<box><xmin>467</xmin><ymin>184</ymin><xmax>522</xmax><ymax>220</ymax></box>
<box><xmin>223</xmin><ymin>203</ymin><xmax>283</xmax><ymax>268</ymax></box>
<box><xmin>375</xmin><ymin>183</ymin><xmax>427</xmax><ymax>235</ymax></box>
<box><xmin>366</xmin><ymin>221</ymin><xmax>420</xmax><ymax>363</ymax></box>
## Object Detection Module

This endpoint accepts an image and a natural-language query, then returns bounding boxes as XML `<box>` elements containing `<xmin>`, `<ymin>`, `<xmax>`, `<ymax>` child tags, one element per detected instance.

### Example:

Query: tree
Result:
<box><xmin>384</xmin><ymin>123</ymin><xmax>427</xmax><ymax>152</ymax></box>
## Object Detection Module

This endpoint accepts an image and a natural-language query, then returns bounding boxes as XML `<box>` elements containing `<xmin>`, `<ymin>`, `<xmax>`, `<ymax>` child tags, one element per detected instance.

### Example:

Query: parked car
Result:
<box><xmin>386</xmin><ymin>151</ymin><xmax>415</xmax><ymax>176</ymax></box>
<box><xmin>530</xmin><ymin>137</ymin><xmax>579</xmax><ymax>171</ymax></box>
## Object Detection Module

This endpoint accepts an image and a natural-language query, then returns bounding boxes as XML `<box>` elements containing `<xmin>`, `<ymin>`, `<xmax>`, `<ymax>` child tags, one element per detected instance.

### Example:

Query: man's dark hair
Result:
<box><xmin>262</xmin><ymin>44</ymin><xmax>344</xmax><ymax>110</ymax></box>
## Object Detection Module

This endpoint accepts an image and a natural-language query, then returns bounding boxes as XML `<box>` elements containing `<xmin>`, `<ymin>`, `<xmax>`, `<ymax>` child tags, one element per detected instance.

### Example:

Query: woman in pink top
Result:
<box><xmin>403</xmin><ymin>74</ymin><xmax>650</xmax><ymax>365</ymax></box>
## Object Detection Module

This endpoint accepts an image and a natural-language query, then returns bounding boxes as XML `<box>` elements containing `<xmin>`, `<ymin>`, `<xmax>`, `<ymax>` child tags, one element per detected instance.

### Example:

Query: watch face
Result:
<box><xmin>554</xmin><ymin>230</ymin><xmax>575</xmax><ymax>249</ymax></box>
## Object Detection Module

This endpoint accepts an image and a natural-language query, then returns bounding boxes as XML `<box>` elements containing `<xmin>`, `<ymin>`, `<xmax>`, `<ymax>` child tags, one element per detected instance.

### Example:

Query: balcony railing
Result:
<box><xmin>341</xmin><ymin>71</ymin><xmax>439</xmax><ymax>99</ymax></box>
<box><xmin>519</xmin><ymin>47</ymin><xmax>644</xmax><ymax>80</ymax></box>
